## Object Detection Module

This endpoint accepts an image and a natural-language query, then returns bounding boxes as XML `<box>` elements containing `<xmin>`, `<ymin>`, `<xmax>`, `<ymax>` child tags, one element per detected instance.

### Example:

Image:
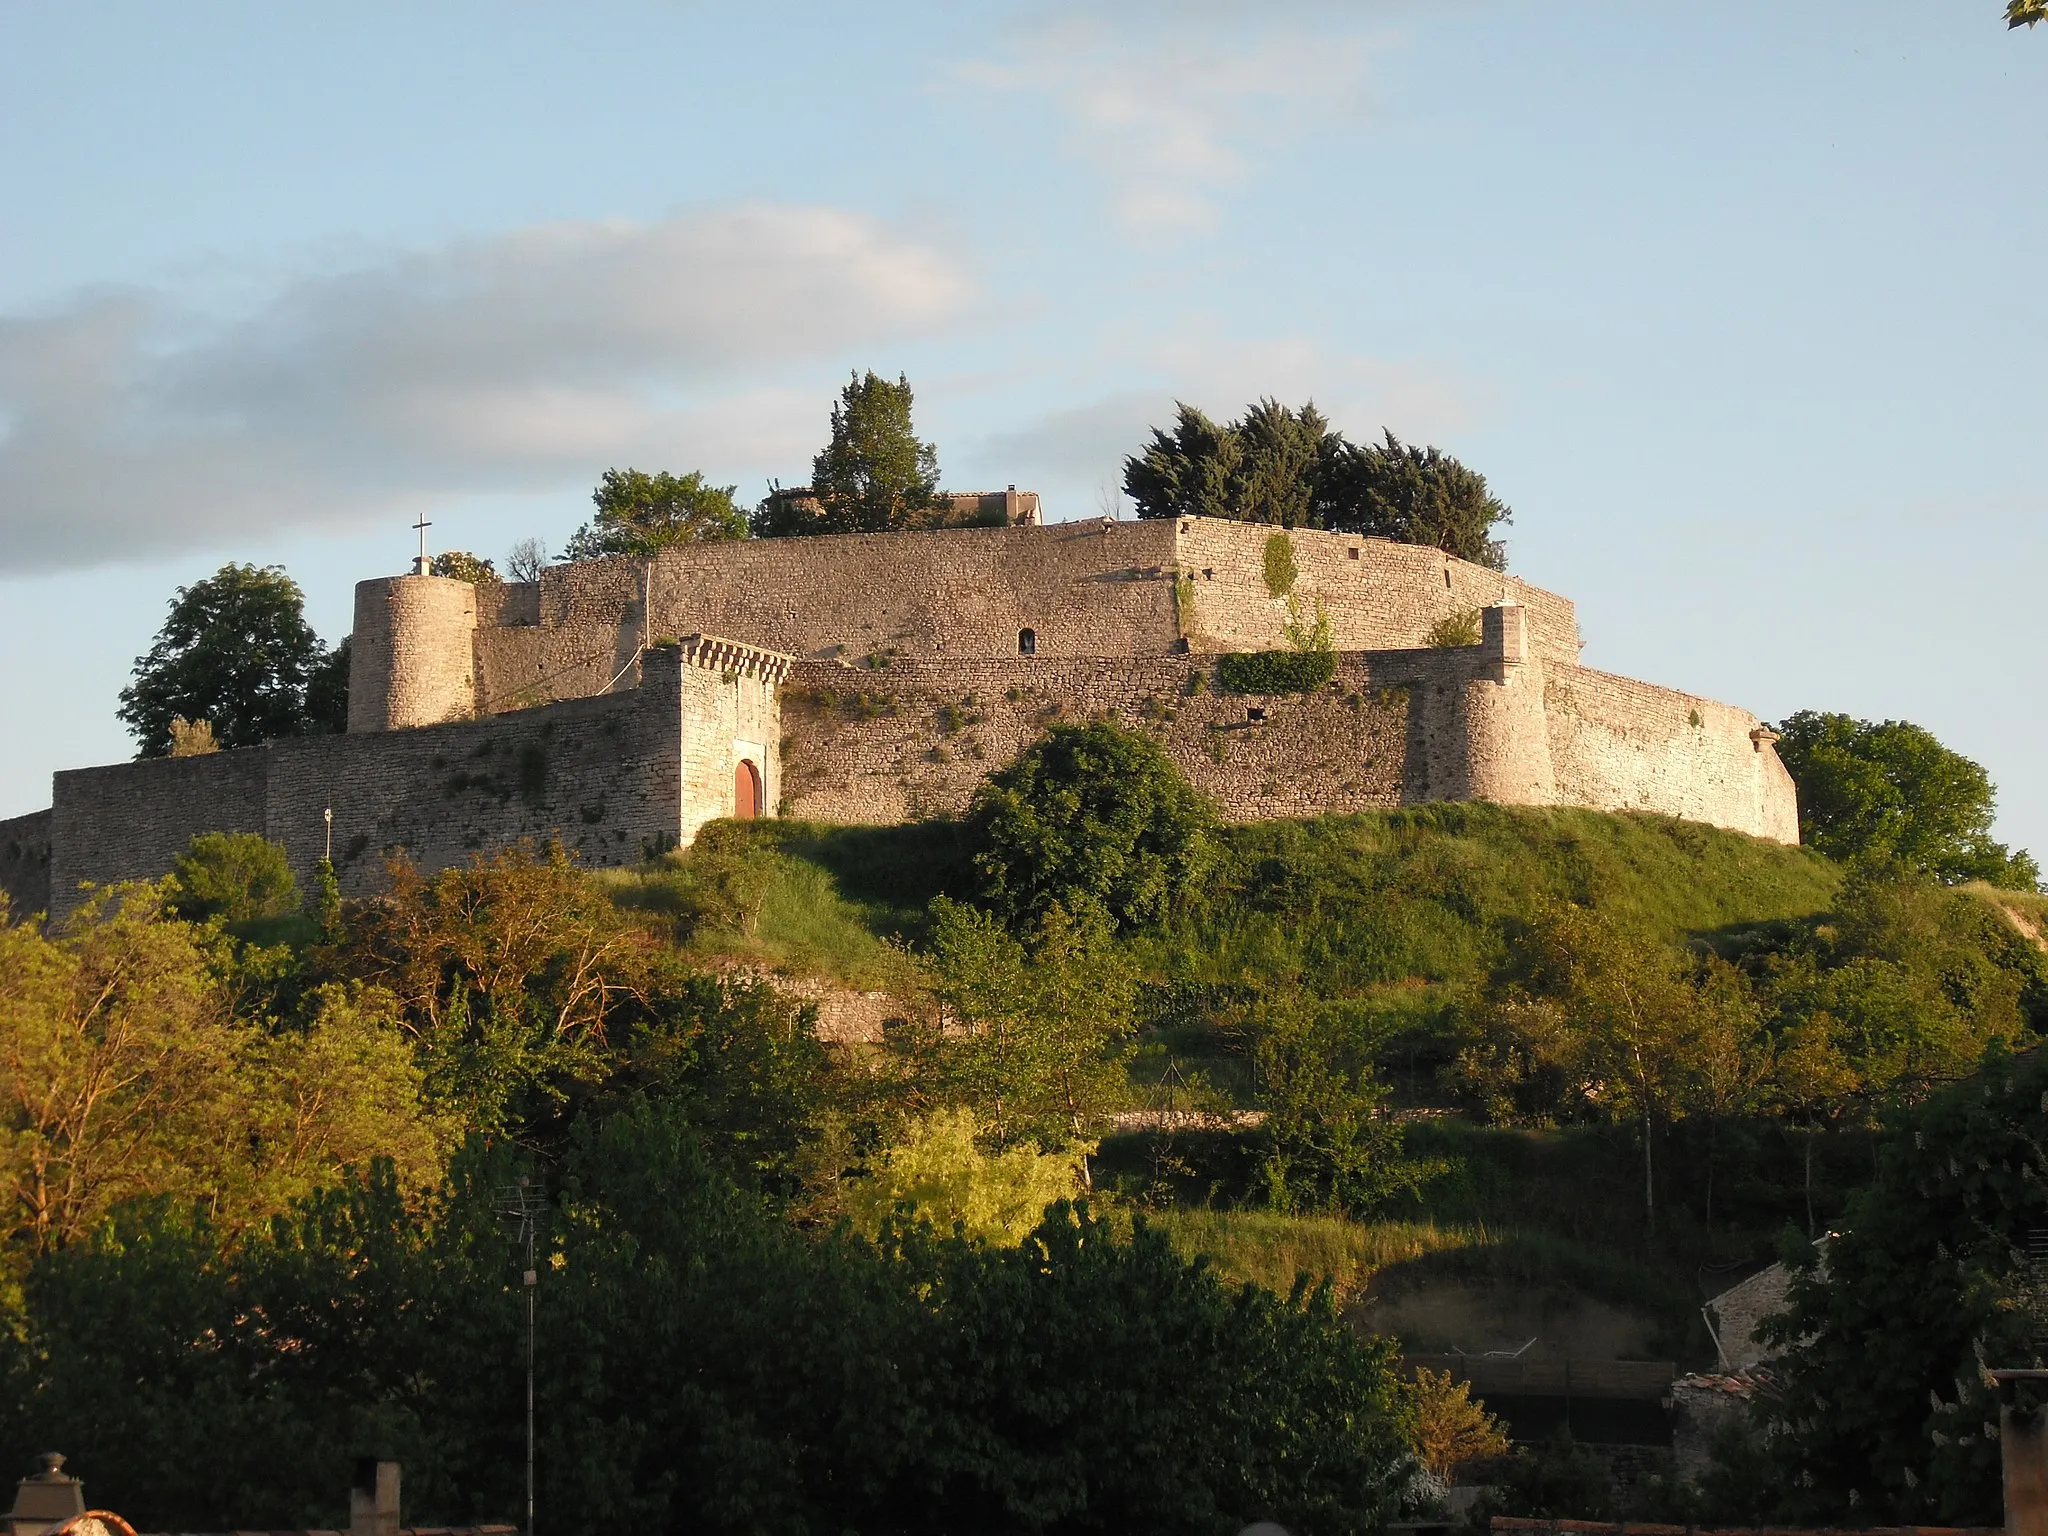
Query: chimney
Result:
<box><xmin>350</xmin><ymin>1459</ymin><xmax>401</xmax><ymax>1536</ymax></box>
<box><xmin>7</xmin><ymin>1454</ymin><xmax>83</xmax><ymax>1536</ymax></box>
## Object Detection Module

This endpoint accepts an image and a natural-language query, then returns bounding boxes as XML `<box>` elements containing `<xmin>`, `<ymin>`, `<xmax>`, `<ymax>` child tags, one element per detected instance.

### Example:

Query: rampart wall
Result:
<box><xmin>353</xmin><ymin>517</ymin><xmax>1582</xmax><ymax>725</ymax></box>
<box><xmin>779</xmin><ymin>654</ymin><xmax>1413</xmax><ymax>825</ymax></box>
<box><xmin>779</xmin><ymin>614</ymin><xmax>1793</xmax><ymax>840</ymax></box>
<box><xmin>1173</xmin><ymin>519</ymin><xmax>1582</xmax><ymax>665</ymax></box>
<box><xmin>42</xmin><ymin>645</ymin><xmax>783</xmax><ymax>916</ymax></box>
<box><xmin>1543</xmin><ymin>665</ymin><xmax>1800</xmax><ymax>843</ymax></box>
<box><xmin>0</xmin><ymin>809</ymin><xmax>52</xmax><ymax>918</ymax></box>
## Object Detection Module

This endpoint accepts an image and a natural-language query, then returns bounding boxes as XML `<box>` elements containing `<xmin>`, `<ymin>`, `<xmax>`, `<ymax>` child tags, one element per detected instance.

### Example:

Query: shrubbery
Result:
<box><xmin>966</xmin><ymin>721</ymin><xmax>1215</xmax><ymax>935</ymax></box>
<box><xmin>1214</xmin><ymin>648</ymin><xmax>1337</xmax><ymax>694</ymax></box>
<box><xmin>0</xmin><ymin>1103</ymin><xmax>1417</xmax><ymax>1534</ymax></box>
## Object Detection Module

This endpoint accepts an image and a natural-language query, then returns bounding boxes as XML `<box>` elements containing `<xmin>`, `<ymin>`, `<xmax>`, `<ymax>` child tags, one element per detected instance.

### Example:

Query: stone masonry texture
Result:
<box><xmin>26</xmin><ymin>515</ymin><xmax>1796</xmax><ymax>914</ymax></box>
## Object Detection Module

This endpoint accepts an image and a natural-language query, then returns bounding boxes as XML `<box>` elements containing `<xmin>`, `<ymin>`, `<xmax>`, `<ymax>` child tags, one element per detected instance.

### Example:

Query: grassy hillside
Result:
<box><xmin>633</xmin><ymin>803</ymin><xmax>1838</xmax><ymax>997</ymax></box>
<box><xmin>1151</xmin><ymin>802</ymin><xmax>1840</xmax><ymax>991</ymax></box>
<box><xmin>597</xmin><ymin>804</ymin><xmax>2023</xmax><ymax>1369</ymax></box>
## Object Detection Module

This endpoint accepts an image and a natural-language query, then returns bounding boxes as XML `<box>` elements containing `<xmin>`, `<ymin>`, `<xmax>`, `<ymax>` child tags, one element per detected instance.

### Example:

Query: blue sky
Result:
<box><xmin>3</xmin><ymin>1</ymin><xmax>2044</xmax><ymax>856</ymax></box>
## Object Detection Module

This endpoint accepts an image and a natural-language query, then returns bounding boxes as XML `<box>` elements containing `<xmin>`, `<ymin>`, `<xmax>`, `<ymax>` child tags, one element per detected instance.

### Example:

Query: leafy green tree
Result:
<box><xmin>2</xmin><ymin>1101</ymin><xmax>1416</xmax><ymax>1534</ymax></box>
<box><xmin>0</xmin><ymin>881</ymin><xmax>447</xmax><ymax>1268</ymax></box>
<box><xmin>1773</xmin><ymin>711</ymin><xmax>2038</xmax><ymax>888</ymax></box>
<box><xmin>1328</xmin><ymin>429</ymin><xmax>1511</xmax><ymax>569</ymax></box>
<box><xmin>334</xmin><ymin>844</ymin><xmax>637</xmax><ymax>1133</ymax></box>
<box><xmin>166</xmin><ymin>832</ymin><xmax>297</xmax><ymax>924</ymax></box>
<box><xmin>756</xmin><ymin>371</ymin><xmax>943</xmax><ymax>536</ymax></box>
<box><xmin>1251</xmin><ymin>998</ymin><xmax>1442</xmax><ymax>1215</ymax></box>
<box><xmin>304</xmin><ymin>636</ymin><xmax>350</xmax><ymax>734</ymax></box>
<box><xmin>1124</xmin><ymin>402</ymin><xmax>1511</xmax><ymax>566</ymax></box>
<box><xmin>1125</xmin><ymin>400</ymin><xmax>1341</xmax><ymax>527</ymax></box>
<box><xmin>924</xmin><ymin>896</ymin><xmax>1137</xmax><ymax>1147</ymax></box>
<box><xmin>1456</xmin><ymin>903</ymin><xmax>1758</xmax><ymax>1234</ymax></box>
<box><xmin>563</xmin><ymin>468</ymin><xmax>748</xmax><ymax>560</ymax></box>
<box><xmin>118</xmin><ymin>564</ymin><xmax>334</xmax><ymax>756</ymax></box>
<box><xmin>2011</xmin><ymin>0</ymin><xmax>2045</xmax><ymax>27</ymax></box>
<box><xmin>427</xmin><ymin>550</ymin><xmax>496</xmax><ymax>582</ymax></box>
<box><xmin>1750</xmin><ymin>1044</ymin><xmax>2048</xmax><ymax>1526</ymax></box>
<box><xmin>842</xmin><ymin>1106</ymin><xmax>1089</xmax><ymax>1244</ymax></box>
<box><xmin>966</xmin><ymin>721</ymin><xmax>1215</xmax><ymax>935</ymax></box>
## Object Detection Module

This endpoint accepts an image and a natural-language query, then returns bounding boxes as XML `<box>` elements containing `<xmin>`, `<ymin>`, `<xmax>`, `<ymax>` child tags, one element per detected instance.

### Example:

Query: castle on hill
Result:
<box><xmin>0</xmin><ymin>507</ymin><xmax>1798</xmax><ymax>917</ymax></box>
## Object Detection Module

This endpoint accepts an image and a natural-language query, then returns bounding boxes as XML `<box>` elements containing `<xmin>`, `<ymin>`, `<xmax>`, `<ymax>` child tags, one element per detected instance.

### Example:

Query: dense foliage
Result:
<box><xmin>565</xmin><ymin>468</ymin><xmax>749</xmax><ymax>559</ymax></box>
<box><xmin>12</xmin><ymin>750</ymin><xmax>2048</xmax><ymax>1526</ymax></box>
<box><xmin>1215</xmin><ymin>648</ymin><xmax>1337</xmax><ymax>694</ymax></box>
<box><xmin>166</xmin><ymin>831</ymin><xmax>299</xmax><ymax>923</ymax></box>
<box><xmin>1123</xmin><ymin>401</ymin><xmax>1511</xmax><ymax>567</ymax></box>
<box><xmin>119</xmin><ymin>563</ymin><xmax>344</xmax><ymax>756</ymax></box>
<box><xmin>0</xmin><ymin>827</ymin><xmax>1431</xmax><ymax>1533</ymax></box>
<box><xmin>1773</xmin><ymin>709</ymin><xmax>2038</xmax><ymax>889</ymax></box>
<box><xmin>0</xmin><ymin>881</ymin><xmax>449</xmax><ymax>1260</ymax></box>
<box><xmin>1751</xmin><ymin>1044</ymin><xmax>2048</xmax><ymax>1525</ymax></box>
<box><xmin>966</xmin><ymin>722</ymin><xmax>1216</xmax><ymax>935</ymax></box>
<box><xmin>1</xmin><ymin>1099</ymin><xmax>1415</xmax><ymax>1535</ymax></box>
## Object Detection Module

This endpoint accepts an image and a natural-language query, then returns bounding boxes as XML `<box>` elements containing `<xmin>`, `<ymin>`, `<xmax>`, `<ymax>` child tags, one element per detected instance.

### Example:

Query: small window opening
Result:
<box><xmin>1246</xmin><ymin>706</ymin><xmax>1266</xmax><ymax>723</ymax></box>
<box><xmin>1443</xmin><ymin>569</ymin><xmax>1453</xmax><ymax>589</ymax></box>
<box><xmin>1203</xmin><ymin>568</ymin><xmax>1214</xmax><ymax>580</ymax></box>
<box><xmin>1348</xmin><ymin>547</ymin><xmax>1360</xmax><ymax>560</ymax></box>
<box><xmin>1018</xmin><ymin>628</ymin><xmax>1037</xmax><ymax>655</ymax></box>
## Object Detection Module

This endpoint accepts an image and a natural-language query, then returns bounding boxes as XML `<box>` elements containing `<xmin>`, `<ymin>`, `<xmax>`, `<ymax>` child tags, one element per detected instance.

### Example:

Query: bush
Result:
<box><xmin>967</xmin><ymin>721</ymin><xmax>1215</xmax><ymax>934</ymax></box>
<box><xmin>842</xmin><ymin>1107</ymin><xmax>1089</xmax><ymax>1244</ymax></box>
<box><xmin>166</xmin><ymin>831</ymin><xmax>298</xmax><ymax>923</ymax></box>
<box><xmin>1216</xmin><ymin>649</ymin><xmax>1337</xmax><ymax>694</ymax></box>
<box><xmin>1425</xmin><ymin>609</ymin><xmax>1482</xmax><ymax>648</ymax></box>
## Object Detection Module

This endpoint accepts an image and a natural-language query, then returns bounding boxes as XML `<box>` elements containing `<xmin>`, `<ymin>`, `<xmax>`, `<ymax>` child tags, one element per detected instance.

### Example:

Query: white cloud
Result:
<box><xmin>0</xmin><ymin>205</ymin><xmax>974</xmax><ymax>572</ymax></box>
<box><xmin>955</xmin><ymin>5</ymin><xmax>1385</xmax><ymax>233</ymax></box>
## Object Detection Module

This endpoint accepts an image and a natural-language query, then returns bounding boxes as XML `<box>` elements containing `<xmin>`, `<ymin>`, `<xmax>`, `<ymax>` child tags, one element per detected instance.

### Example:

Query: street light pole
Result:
<box><xmin>497</xmin><ymin>1176</ymin><xmax>542</xmax><ymax>1536</ymax></box>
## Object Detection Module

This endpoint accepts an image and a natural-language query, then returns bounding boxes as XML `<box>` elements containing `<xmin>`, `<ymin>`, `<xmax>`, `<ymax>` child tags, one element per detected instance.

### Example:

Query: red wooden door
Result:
<box><xmin>735</xmin><ymin>759</ymin><xmax>761</xmax><ymax>819</ymax></box>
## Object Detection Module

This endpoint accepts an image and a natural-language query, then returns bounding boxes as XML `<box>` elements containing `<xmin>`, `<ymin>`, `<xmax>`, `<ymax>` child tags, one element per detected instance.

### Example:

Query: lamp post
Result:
<box><xmin>323</xmin><ymin>807</ymin><xmax>333</xmax><ymax>863</ymax></box>
<box><xmin>497</xmin><ymin>1177</ymin><xmax>543</xmax><ymax>1536</ymax></box>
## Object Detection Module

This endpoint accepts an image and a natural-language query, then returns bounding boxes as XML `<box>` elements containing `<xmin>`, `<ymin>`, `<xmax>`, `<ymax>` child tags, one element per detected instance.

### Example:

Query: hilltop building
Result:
<box><xmin>0</xmin><ymin>509</ymin><xmax>1798</xmax><ymax>917</ymax></box>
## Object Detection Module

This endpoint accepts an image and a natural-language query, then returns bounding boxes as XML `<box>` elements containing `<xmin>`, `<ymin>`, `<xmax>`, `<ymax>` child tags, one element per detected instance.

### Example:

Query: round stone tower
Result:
<box><xmin>347</xmin><ymin>574</ymin><xmax>479</xmax><ymax>732</ymax></box>
<box><xmin>1406</xmin><ymin>600</ymin><xmax>1558</xmax><ymax>806</ymax></box>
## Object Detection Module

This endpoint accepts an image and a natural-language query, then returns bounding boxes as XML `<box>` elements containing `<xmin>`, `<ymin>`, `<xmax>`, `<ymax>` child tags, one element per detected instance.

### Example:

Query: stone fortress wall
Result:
<box><xmin>775</xmin><ymin>603</ymin><xmax>1795</xmax><ymax>839</ymax></box>
<box><xmin>354</xmin><ymin>518</ymin><xmax>1586</xmax><ymax>721</ymax></box>
<box><xmin>25</xmin><ymin>642</ymin><xmax>784</xmax><ymax>916</ymax></box>
<box><xmin>3</xmin><ymin>512</ymin><xmax>1797</xmax><ymax>920</ymax></box>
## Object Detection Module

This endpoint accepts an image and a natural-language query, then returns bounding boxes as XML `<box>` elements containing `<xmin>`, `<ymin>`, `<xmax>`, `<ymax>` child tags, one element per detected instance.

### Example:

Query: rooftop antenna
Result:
<box><xmin>497</xmin><ymin>1176</ymin><xmax>544</xmax><ymax>1536</ymax></box>
<box><xmin>412</xmin><ymin>515</ymin><xmax>433</xmax><ymax>576</ymax></box>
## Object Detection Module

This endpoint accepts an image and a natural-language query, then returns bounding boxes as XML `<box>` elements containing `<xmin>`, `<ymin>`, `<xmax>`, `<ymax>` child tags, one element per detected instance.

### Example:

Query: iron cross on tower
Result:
<box><xmin>412</xmin><ymin>514</ymin><xmax>432</xmax><ymax>576</ymax></box>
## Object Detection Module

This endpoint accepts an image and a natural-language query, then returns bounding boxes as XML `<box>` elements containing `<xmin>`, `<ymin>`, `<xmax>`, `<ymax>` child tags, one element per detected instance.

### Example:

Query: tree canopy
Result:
<box><xmin>1773</xmin><ymin>710</ymin><xmax>2038</xmax><ymax>889</ymax></box>
<box><xmin>3</xmin><ymin>1104</ymin><xmax>1415</xmax><ymax>1534</ymax></box>
<box><xmin>564</xmin><ymin>468</ymin><xmax>749</xmax><ymax>560</ymax></box>
<box><xmin>2010</xmin><ymin>0</ymin><xmax>2045</xmax><ymax>27</ymax></box>
<box><xmin>118</xmin><ymin>563</ymin><xmax>343</xmax><ymax>756</ymax></box>
<box><xmin>1751</xmin><ymin>1044</ymin><xmax>2048</xmax><ymax>1526</ymax></box>
<box><xmin>965</xmin><ymin>721</ymin><xmax>1216</xmax><ymax>936</ymax></box>
<box><xmin>754</xmin><ymin>371</ymin><xmax>944</xmax><ymax>536</ymax></box>
<box><xmin>1122</xmin><ymin>400</ymin><xmax>1511</xmax><ymax>568</ymax></box>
